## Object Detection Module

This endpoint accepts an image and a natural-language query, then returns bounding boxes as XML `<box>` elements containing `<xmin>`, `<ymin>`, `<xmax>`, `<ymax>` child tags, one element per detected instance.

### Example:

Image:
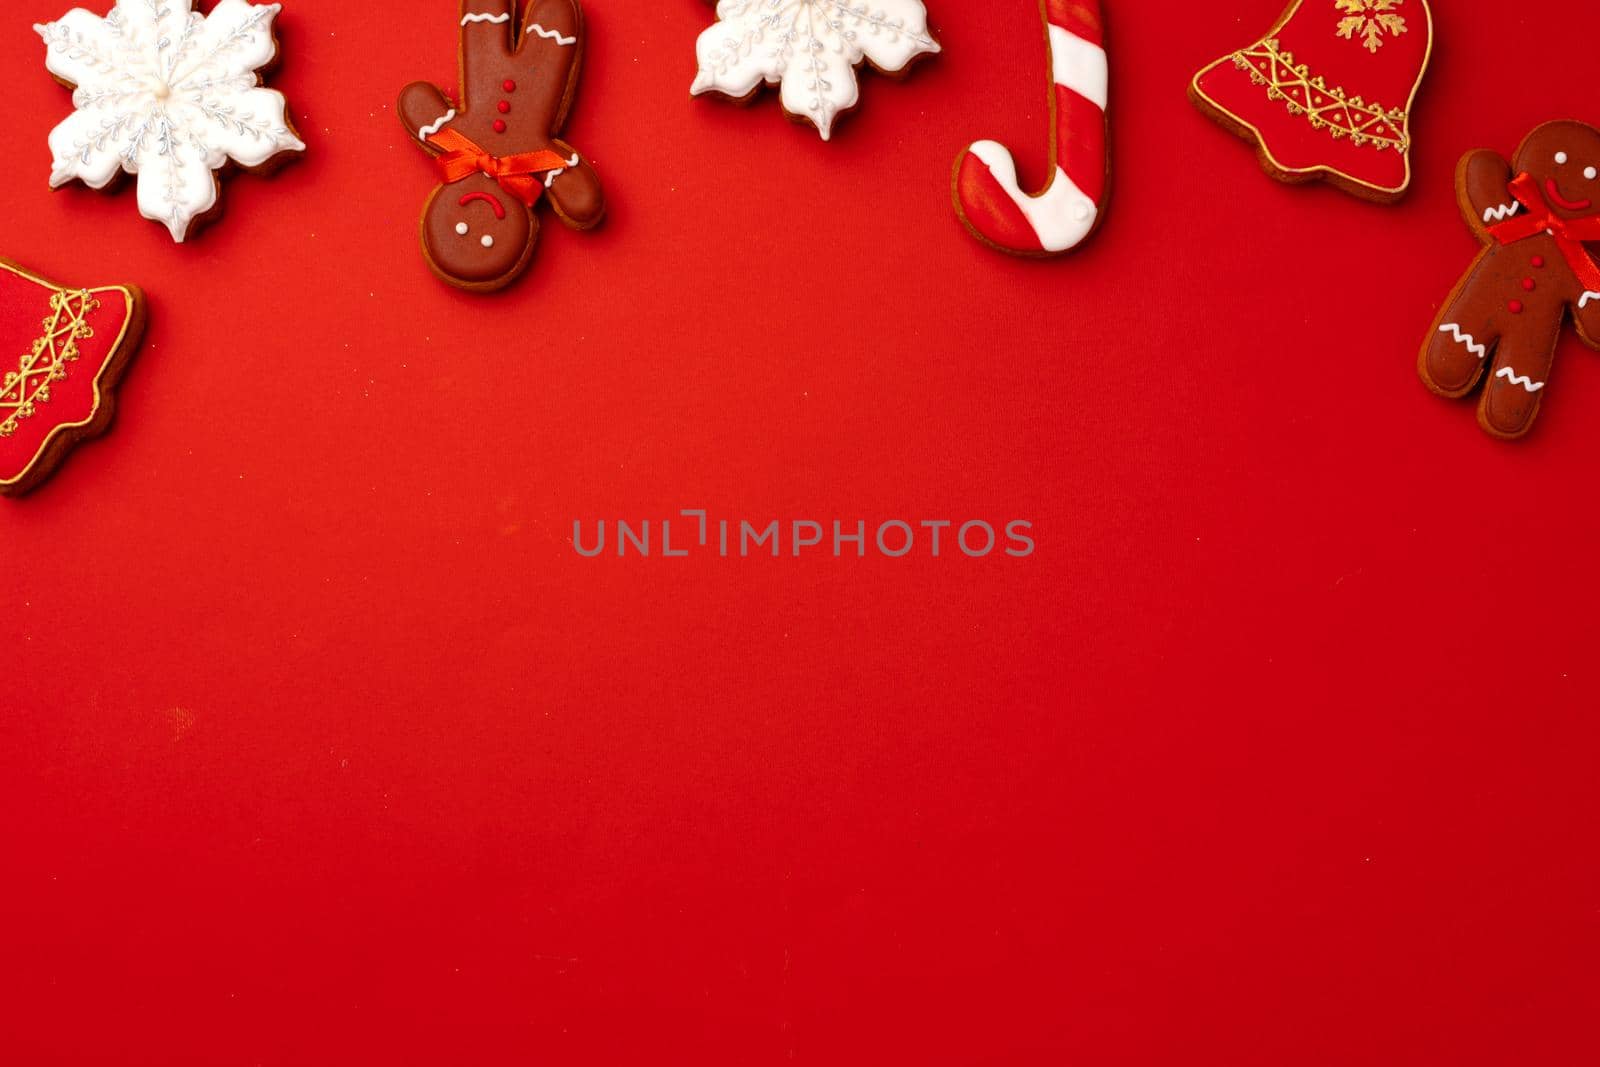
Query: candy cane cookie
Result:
<box><xmin>952</xmin><ymin>0</ymin><xmax>1109</xmax><ymax>257</ymax></box>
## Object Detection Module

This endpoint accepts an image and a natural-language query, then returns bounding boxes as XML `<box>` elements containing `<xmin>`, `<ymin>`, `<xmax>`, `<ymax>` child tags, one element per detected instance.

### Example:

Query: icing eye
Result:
<box><xmin>1556</xmin><ymin>152</ymin><xmax>1569</xmax><ymax>164</ymax></box>
<box><xmin>1588</xmin><ymin>167</ymin><xmax>1598</xmax><ymax>181</ymax></box>
<box><xmin>481</xmin><ymin>235</ymin><xmax>494</xmax><ymax>248</ymax></box>
<box><xmin>455</xmin><ymin>222</ymin><xmax>469</xmax><ymax>236</ymax></box>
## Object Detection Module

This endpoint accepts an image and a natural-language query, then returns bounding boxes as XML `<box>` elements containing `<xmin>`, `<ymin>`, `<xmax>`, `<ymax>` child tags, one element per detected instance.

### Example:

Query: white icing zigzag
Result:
<box><xmin>544</xmin><ymin>153</ymin><xmax>581</xmax><ymax>188</ymax></box>
<box><xmin>1495</xmin><ymin>367</ymin><xmax>1546</xmax><ymax>393</ymax></box>
<box><xmin>1581</xmin><ymin>292</ymin><xmax>1600</xmax><ymax>309</ymax></box>
<box><xmin>1482</xmin><ymin>202</ymin><xmax>1521</xmax><ymax>223</ymax></box>
<box><xmin>1439</xmin><ymin>324</ymin><xmax>1487</xmax><ymax>360</ymax></box>
<box><xmin>461</xmin><ymin>12</ymin><xmax>512</xmax><ymax>24</ymax></box>
<box><xmin>529</xmin><ymin>23</ymin><xmax>577</xmax><ymax>46</ymax></box>
<box><xmin>418</xmin><ymin>109</ymin><xmax>456</xmax><ymax>138</ymax></box>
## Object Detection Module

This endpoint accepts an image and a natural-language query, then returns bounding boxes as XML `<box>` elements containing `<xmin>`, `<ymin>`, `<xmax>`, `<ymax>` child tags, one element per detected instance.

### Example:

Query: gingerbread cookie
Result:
<box><xmin>399</xmin><ymin>0</ymin><xmax>604</xmax><ymax>292</ymax></box>
<box><xmin>691</xmin><ymin>0</ymin><xmax>940</xmax><ymax>142</ymax></box>
<box><xmin>1188</xmin><ymin>0</ymin><xmax>1432</xmax><ymax>203</ymax></box>
<box><xmin>35</xmin><ymin>0</ymin><xmax>305</xmax><ymax>242</ymax></box>
<box><xmin>0</xmin><ymin>258</ymin><xmax>145</xmax><ymax>497</ymax></box>
<box><xmin>953</xmin><ymin>0</ymin><xmax>1109</xmax><ymax>257</ymax></box>
<box><xmin>1419</xmin><ymin>121</ymin><xmax>1600</xmax><ymax>440</ymax></box>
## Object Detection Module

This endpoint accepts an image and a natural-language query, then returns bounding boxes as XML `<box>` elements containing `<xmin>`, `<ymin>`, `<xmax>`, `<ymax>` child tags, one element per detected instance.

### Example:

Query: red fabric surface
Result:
<box><xmin>3</xmin><ymin>1</ymin><xmax>1598</xmax><ymax>1064</ymax></box>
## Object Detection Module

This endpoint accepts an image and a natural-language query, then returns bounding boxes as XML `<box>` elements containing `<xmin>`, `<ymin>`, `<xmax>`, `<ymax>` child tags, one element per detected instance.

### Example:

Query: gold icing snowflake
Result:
<box><xmin>1335</xmin><ymin>0</ymin><xmax>1408</xmax><ymax>54</ymax></box>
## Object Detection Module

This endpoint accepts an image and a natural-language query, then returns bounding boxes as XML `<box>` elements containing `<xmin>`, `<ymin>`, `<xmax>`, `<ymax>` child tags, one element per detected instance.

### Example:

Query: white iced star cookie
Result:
<box><xmin>691</xmin><ymin>0</ymin><xmax>939</xmax><ymax>141</ymax></box>
<box><xmin>36</xmin><ymin>0</ymin><xmax>306</xmax><ymax>242</ymax></box>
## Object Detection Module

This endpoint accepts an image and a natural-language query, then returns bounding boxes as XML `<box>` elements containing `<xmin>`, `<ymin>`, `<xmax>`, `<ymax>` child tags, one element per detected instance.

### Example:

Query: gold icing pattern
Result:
<box><xmin>1</xmin><ymin>289</ymin><xmax>97</xmax><ymax>438</ymax></box>
<box><xmin>1230</xmin><ymin>38</ymin><xmax>1410</xmax><ymax>152</ymax></box>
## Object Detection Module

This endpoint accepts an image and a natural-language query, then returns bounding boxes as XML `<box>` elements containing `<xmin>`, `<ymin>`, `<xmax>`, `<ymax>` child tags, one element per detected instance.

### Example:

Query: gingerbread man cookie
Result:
<box><xmin>1420</xmin><ymin>121</ymin><xmax>1600</xmax><ymax>440</ymax></box>
<box><xmin>399</xmin><ymin>0</ymin><xmax>604</xmax><ymax>291</ymax></box>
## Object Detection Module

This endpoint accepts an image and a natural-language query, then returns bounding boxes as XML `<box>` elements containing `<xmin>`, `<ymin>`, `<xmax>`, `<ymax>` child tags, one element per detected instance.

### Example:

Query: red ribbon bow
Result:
<box><xmin>425</xmin><ymin>127</ymin><xmax>570</xmax><ymax>207</ymax></box>
<box><xmin>1489</xmin><ymin>172</ymin><xmax>1600</xmax><ymax>293</ymax></box>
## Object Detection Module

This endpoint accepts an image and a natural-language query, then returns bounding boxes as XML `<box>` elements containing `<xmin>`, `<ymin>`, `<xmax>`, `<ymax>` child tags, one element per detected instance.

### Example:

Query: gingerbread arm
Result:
<box><xmin>1458</xmin><ymin>149</ymin><xmax>1518</xmax><ymax>234</ymax></box>
<box><xmin>1573</xmin><ymin>286</ymin><xmax>1600</xmax><ymax>350</ymax></box>
<box><xmin>398</xmin><ymin>81</ymin><xmax>458</xmax><ymax>148</ymax></box>
<box><xmin>542</xmin><ymin>138</ymin><xmax>604</xmax><ymax>230</ymax></box>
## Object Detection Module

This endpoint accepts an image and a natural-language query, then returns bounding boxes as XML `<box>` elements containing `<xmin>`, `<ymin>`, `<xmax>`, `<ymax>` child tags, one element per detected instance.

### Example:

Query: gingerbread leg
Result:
<box><xmin>1478</xmin><ymin>327</ymin><xmax>1560</xmax><ymax>440</ymax></box>
<box><xmin>461</xmin><ymin>0</ymin><xmax>518</xmax><ymax>59</ymax></box>
<box><xmin>1421</xmin><ymin>300</ymin><xmax>1497</xmax><ymax>398</ymax></box>
<box><xmin>519</xmin><ymin>0</ymin><xmax>584</xmax><ymax>110</ymax></box>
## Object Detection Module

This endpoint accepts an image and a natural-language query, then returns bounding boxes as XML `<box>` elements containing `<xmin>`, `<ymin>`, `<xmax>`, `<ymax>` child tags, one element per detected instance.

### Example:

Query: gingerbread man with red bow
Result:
<box><xmin>399</xmin><ymin>0</ymin><xmax>604</xmax><ymax>291</ymax></box>
<box><xmin>1421</xmin><ymin>121</ymin><xmax>1600</xmax><ymax>439</ymax></box>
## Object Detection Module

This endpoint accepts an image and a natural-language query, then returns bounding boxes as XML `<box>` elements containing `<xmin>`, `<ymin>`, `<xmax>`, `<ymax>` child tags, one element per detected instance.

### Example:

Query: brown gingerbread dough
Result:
<box><xmin>398</xmin><ymin>0</ymin><xmax>604</xmax><ymax>291</ymax></box>
<box><xmin>1420</xmin><ymin>121</ymin><xmax>1600</xmax><ymax>439</ymax></box>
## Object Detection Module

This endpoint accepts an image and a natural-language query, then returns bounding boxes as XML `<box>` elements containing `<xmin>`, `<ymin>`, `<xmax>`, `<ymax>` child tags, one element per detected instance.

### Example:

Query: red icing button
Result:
<box><xmin>493</xmin><ymin>119</ymin><xmax>507</xmax><ymax>133</ymax></box>
<box><xmin>1508</xmin><ymin>300</ymin><xmax>1524</xmax><ymax>314</ymax></box>
<box><xmin>503</xmin><ymin>79</ymin><xmax>516</xmax><ymax>93</ymax></box>
<box><xmin>1522</xmin><ymin>278</ymin><xmax>1535</xmax><ymax>291</ymax></box>
<box><xmin>498</xmin><ymin>100</ymin><xmax>510</xmax><ymax>114</ymax></box>
<box><xmin>1532</xmin><ymin>255</ymin><xmax>1545</xmax><ymax>268</ymax></box>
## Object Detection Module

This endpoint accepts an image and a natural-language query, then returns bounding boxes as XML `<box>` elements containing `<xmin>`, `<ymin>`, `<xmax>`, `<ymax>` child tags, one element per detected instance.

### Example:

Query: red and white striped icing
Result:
<box><xmin>954</xmin><ymin>0</ymin><xmax>1108</xmax><ymax>256</ymax></box>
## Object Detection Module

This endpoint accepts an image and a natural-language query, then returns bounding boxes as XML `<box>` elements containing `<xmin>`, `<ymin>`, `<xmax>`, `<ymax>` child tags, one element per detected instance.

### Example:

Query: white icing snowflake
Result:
<box><xmin>691</xmin><ymin>0</ymin><xmax>939</xmax><ymax>141</ymax></box>
<box><xmin>35</xmin><ymin>0</ymin><xmax>305</xmax><ymax>242</ymax></box>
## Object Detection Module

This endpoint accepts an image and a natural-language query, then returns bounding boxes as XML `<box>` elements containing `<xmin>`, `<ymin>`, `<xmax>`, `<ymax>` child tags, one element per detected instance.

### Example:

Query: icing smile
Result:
<box><xmin>459</xmin><ymin>190</ymin><xmax>507</xmax><ymax>218</ymax></box>
<box><xmin>1545</xmin><ymin>178</ymin><xmax>1592</xmax><ymax>211</ymax></box>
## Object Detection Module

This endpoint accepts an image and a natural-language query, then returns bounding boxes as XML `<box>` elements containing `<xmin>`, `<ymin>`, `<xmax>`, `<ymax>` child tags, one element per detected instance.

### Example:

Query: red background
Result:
<box><xmin>3</xmin><ymin>2</ymin><xmax>1597</xmax><ymax>1063</ymax></box>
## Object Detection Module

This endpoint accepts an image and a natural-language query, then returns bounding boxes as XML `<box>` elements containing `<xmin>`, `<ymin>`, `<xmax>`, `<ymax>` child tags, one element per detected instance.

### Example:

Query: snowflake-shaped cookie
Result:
<box><xmin>691</xmin><ymin>0</ymin><xmax>940</xmax><ymax>141</ymax></box>
<box><xmin>35</xmin><ymin>0</ymin><xmax>305</xmax><ymax>242</ymax></box>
